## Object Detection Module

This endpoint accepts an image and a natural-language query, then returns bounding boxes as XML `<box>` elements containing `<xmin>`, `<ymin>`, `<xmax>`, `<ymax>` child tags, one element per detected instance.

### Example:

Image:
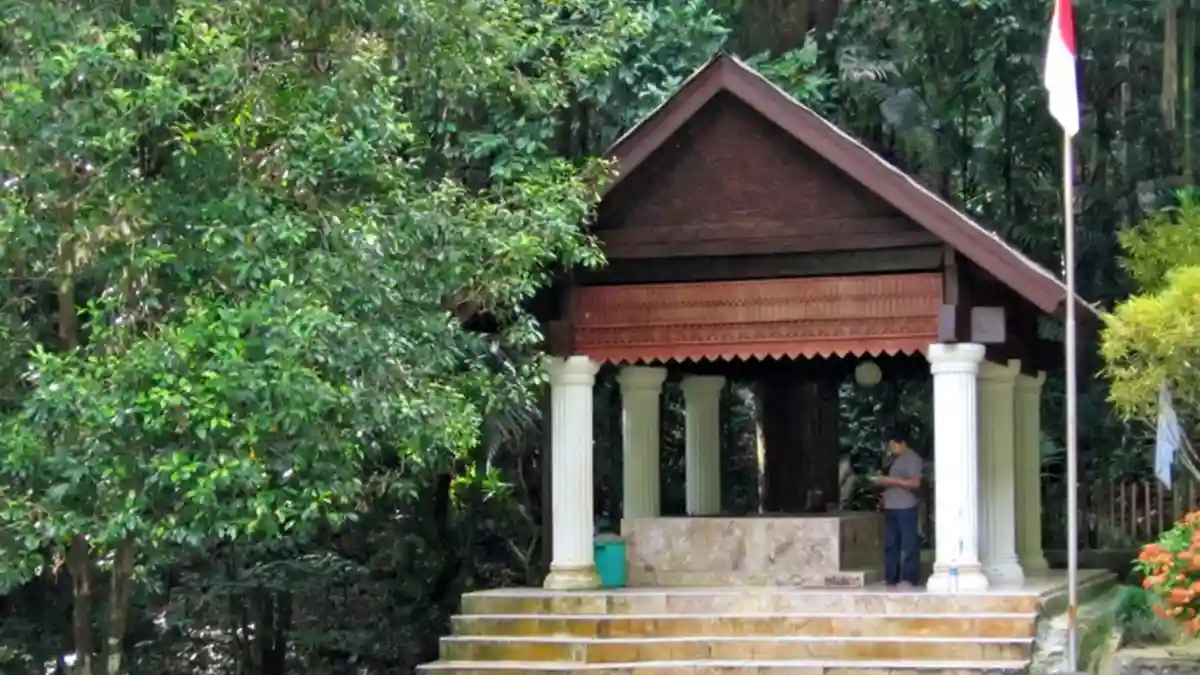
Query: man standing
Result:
<box><xmin>872</xmin><ymin>427</ymin><xmax>923</xmax><ymax>588</ymax></box>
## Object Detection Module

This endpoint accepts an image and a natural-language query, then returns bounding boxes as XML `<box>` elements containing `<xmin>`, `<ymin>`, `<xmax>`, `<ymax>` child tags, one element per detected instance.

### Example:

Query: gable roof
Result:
<box><xmin>604</xmin><ymin>53</ymin><xmax>1094</xmax><ymax>318</ymax></box>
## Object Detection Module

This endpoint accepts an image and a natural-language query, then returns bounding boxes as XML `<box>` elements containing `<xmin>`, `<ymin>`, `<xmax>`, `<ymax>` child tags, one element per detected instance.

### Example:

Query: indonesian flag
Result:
<box><xmin>1044</xmin><ymin>0</ymin><xmax>1080</xmax><ymax>136</ymax></box>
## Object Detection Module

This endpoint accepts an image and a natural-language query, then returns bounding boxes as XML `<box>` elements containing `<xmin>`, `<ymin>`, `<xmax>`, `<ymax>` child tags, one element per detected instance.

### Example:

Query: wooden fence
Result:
<box><xmin>1067</xmin><ymin>478</ymin><xmax>1200</xmax><ymax>549</ymax></box>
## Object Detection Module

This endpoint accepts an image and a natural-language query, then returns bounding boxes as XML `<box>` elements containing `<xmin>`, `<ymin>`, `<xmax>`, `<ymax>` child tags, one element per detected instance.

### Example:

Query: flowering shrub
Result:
<box><xmin>1137</xmin><ymin>511</ymin><xmax>1200</xmax><ymax>634</ymax></box>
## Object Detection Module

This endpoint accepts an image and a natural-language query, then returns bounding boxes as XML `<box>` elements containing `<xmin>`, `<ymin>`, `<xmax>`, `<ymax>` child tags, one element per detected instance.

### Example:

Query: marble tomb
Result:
<box><xmin>621</xmin><ymin>512</ymin><xmax>884</xmax><ymax>587</ymax></box>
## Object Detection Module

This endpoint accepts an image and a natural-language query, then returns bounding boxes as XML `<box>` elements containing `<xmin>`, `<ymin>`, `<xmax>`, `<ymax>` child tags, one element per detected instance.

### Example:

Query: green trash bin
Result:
<box><xmin>593</xmin><ymin>534</ymin><xmax>627</xmax><ymax>588</ymax></box>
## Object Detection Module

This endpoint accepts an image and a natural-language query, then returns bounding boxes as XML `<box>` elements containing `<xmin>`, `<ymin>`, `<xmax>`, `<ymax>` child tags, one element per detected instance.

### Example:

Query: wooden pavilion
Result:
<box><xmin>535</xmin><ymin>53</ymin><xmax>1090</xmax><ymax>595</ymax></box>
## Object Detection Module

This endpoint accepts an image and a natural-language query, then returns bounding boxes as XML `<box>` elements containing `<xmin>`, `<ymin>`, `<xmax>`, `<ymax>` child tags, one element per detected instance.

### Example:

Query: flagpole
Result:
<box><xmin>1062</xmin><ymin>128</ymin><xmax>1080</xmax><ymax>673</ymax></box>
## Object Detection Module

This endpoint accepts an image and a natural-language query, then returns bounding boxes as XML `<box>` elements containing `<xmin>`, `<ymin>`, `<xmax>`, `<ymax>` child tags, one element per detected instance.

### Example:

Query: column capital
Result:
<box><xmin>617</xmin><ymin>366</ymin><xmax>668</xmax><ymax>392</ymax></box>
<box><xmin>979</xmin><ymin>359</ymin><xmax>1021</xmax><ymax>384</ymax></box>
<box><xmin>546</xmin><ymin>355</ymin><xmax>600</xmax><ymax>387</ymax></box>
<box><xmin>681</xmin><ymin>374</ymin><xmax>726</xmax><ymax>397</ymax></box>
<box><xmin>926</xmin><ymin>343</ymin><xmax>986</xmax><ymax>374</ymax></box>
<box><xmin>1015</xmin><ymin>370</ymin><xmax>1047</xmax><ymax>392</ymax></box>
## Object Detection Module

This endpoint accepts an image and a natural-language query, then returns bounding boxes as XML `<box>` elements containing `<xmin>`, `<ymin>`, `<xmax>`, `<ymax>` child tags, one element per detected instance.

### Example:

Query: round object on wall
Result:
<box><xmin>854</xmin><ymin>360</ymin><xmax>883</xmax><ymax>387</ymax></box>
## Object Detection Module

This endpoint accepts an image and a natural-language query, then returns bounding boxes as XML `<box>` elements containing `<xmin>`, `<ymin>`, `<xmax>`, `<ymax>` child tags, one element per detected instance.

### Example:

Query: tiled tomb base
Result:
<box><xmin>417</xmin><ymin>572</ymin><xmax>1119</xmax><ymax>675</ymax></box>
<box><xmin>620</xmin><ymin>513</ymin><xmax>884</xmax><ymax>587</ymax></box>
<box><xmin>422</xmin><ymin>659</ymin><xmax>1032</xmax><ymax>675</ymax></box>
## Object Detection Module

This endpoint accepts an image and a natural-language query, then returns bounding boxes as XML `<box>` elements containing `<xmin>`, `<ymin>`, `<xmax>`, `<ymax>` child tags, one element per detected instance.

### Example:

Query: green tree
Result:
<box><xmin>1102</xmin><ymin>194</ymin><xmax>1200</xmax><ymax>477</ymax></box>
<box><xmin>0</xmin><ymin>0</ymin><xmax>644</xmax><ymax>672</ymax></box>
<box><xmin>2</xmin><ymin>0</ymin><xmax>1193</xmax><ymax>671</ymax></box>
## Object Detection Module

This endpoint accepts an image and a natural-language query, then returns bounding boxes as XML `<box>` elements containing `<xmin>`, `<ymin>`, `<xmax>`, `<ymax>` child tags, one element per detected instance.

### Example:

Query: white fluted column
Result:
<box><xmin>682</xmin><ymin>375</ymin><xmax>724</xmax><ymax>516</ymax></box>
<box><xmin>1015</xmin><ymin>371</ymin><xmax>1050</xmax><ymax>573</ymax></box>
<box><xmin>617</xmin><ymin>366</ymin><xmax>667</xmax><ymax>521</ymax></box>
<box><xmin>544</xmin><ymin>356</ymin><xmax>602</xmax><ymax>591</ymax></box>
<box><xmin>926</xmin><ymin>343</ymin><xmax>989</xmax><ymax>593</ymax></box>
<box><xmin>979</xmin><ymin>359</ymin><xmax>1024</xmax><ymax>584</ymax></box>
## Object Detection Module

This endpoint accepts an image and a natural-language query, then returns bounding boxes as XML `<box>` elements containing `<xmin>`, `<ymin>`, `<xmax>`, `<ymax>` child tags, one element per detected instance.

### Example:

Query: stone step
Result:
<box><xmin>644</xmin><ymin>569</ymin><xmax>883</xmax><ymax>588</ymax></box>
<box><xmin>438</xmin><ymin>635</ymin><xmax>1033</xmax><ymax>663</ymax></box>
<box><xmin>450</xmin><ymin>612</ymin><xmax>1039</xmax><ymax>639</ymax></box>
<box><xmin>417</xmin><ymin>658</ymin><xmax>1029</xmax><ymax>674</ymax></box>
<box><xmin>460</xmin><ymin>589</ymin><xmax>1042</xmax><ymax>616</ymax></box>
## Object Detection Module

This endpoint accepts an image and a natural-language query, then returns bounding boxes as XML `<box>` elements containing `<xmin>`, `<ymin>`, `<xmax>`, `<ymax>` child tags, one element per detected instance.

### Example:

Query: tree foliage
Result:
<box><xmin>0</xmin><ymin>0</ymin><xmax>642</xmax><ymax>672</ymax></box>
<box><xmin>1103</xmin><ymin>196</ymin><xmax>1200</xmax><ymax>424</ymax></box>
<box><xmin>0</xmin><ymin>0</ymin><xmax>1191</xmax><ymax>671</ymax></box>
<box><xmin>1103</xmin><ymin>266</ymin><xmax>1200</xmax><ymax>418</ymax></box>
<box><xmin>1117</xmin><ymin>192</ymin><xmax>1200</xmax><ymax>292</ymax></box>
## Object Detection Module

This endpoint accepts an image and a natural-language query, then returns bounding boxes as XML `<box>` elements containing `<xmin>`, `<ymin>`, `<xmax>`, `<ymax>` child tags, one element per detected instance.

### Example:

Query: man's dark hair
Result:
<box><xmin>885</xmin><ymin>426</ymin><xmax>910</xmax><ymax>445</ymax></box>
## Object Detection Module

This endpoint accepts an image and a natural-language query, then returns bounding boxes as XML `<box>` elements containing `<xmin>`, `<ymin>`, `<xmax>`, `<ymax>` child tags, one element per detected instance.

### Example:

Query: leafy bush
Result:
<box><xmin>1136</xmin><ymin>511</ymin><xmax>1200</xmax><ymax>634</ymax></box>
<box><xmin>1112</xmin><ymin>584</ymin><xmax>1176</xmax><ymax>646</ymax></box>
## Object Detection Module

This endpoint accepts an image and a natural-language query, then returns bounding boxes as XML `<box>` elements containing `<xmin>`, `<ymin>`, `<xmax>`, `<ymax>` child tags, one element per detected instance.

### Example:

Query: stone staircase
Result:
<box><xmin>417</xmin><ymin>587</ymin><xmax>1047</xmax><ymax>674</ymax></box>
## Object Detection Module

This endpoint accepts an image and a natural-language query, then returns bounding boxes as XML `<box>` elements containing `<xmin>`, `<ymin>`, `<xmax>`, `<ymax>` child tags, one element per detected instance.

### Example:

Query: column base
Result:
<box><xmin>926</xmin><ymin>564</ymin><xmax>990</xmax><ymax>593</ymax></box>
<box><xmin>985</xmin><ymin>559</ymin><xmax>1026</xmax><ymax>585</ymax></box>
<box><xmin>543</xmin><ymin>564</ymin><xmax>602</xmax><ymax>591</ymax></box>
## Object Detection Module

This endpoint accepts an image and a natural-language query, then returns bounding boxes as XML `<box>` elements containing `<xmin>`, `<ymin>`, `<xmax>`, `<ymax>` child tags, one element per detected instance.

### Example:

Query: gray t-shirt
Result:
<box><xmin>882</xmin><ymin>450</ymin><xmax>923</xmax><ymax>510</ymax></box>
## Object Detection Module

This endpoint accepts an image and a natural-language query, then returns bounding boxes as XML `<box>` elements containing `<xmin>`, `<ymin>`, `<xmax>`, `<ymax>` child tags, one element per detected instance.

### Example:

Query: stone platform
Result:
<box><xmin>621</xmin><ymin>513</ymin><xmax>883</xmax><ymax>587</ymax></box>
<box><xmin>418</xmin><ymin>571</ymin><xmax>1116</xmax><ymax>675</ymax></box>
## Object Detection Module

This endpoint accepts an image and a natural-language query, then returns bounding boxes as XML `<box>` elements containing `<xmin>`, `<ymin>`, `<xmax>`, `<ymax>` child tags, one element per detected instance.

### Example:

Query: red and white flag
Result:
<box><xmin>1044</xmin><ymin>0</ymin><xmax>1080</xmax><ymax>136</ymax></box>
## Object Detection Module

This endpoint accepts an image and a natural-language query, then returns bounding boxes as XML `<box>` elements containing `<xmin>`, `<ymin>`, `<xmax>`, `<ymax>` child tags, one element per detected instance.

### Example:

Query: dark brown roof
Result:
<box><xmin>605</xmin><ymin>53</ymin><xmax>1094</xmax><ymax>318</ymax></box>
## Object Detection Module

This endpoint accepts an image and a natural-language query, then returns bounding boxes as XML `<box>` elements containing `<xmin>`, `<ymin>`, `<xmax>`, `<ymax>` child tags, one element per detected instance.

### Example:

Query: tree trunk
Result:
<box><xmin>751</xmin><ymin>383</ymin><xmax>767</xmax><ymax>513</ymax></box>
<box><xmin>1184</xmin><ymin>0</ymin><xmax>1195</xmax><ymax>184</ymax></box>
<box><xmin>248</xmin><ymin>589</ymin><xmax>265</xmax><ymax>674</ymax></box>
<box><xmin>261</xmin><ymin>591</ymin><xmax>290</xmax><ymax>675</ymax></box>
<box><xmin>57</xmin><ymin>199</ymin><xmax>94</xmax><ymax>673</ymax></box>
<box><xmin>225</xmin><ymin>548</ymin><xmax>253</xmax><ymax>675</ymax></box>
<box><xmin>102</xmin><ymin>537</ymin><xmax>136</xmax><ymax>675</ymax></box>
<box><xmin>1164</xmin><ymin>0</ymin><xmax>1179</xmax><ymax>132</ymax></box>
<box><xmin>67</xmin><ymin>534</ymin><xmax>95</xmax><ymax>675</ymax></box>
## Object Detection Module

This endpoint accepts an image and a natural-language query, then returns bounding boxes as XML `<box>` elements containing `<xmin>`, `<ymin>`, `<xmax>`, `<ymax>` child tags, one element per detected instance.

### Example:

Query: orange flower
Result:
<box><xmin>1140</xmin><ymin>516</ymin><xmax>1200</xmax><ymax>629</ymax></box>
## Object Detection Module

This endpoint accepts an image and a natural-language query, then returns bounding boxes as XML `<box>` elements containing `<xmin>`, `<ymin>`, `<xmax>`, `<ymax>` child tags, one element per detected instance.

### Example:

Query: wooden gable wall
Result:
<box><xmin>596</xmin><ymin>92</ymin><xmax>940</xmax><ymax>260</ymax></box>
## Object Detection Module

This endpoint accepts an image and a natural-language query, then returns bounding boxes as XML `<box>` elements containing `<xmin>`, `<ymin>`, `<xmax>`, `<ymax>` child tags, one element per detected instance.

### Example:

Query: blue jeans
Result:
<box><xmin>884</xmin><ymin>507</ymin><xmax>920</xmax><ymax>585</ymax></box>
